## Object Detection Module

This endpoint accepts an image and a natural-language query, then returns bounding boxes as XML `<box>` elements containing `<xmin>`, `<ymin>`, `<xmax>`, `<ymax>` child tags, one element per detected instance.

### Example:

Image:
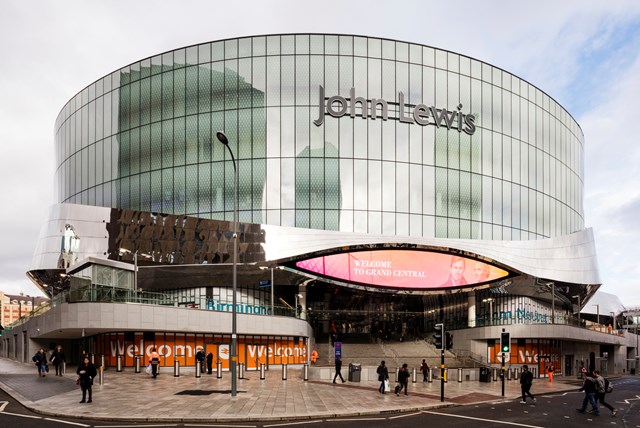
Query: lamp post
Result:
<box><xmin>572</xmin><ymin>294</ymin><xmax>581</xmax><ymax>325</ymax></box>
<box><xmin>217</xmin><ymin>131</ymin><xmax>238</xmax><ymax>397</ymax></box>
<box><xmin>259</xmin><ymin>266</ymin><xmax>284</xmax><ymax>315</ymax></box>
<box><xmin>593</xmin><ymin>304</ymin><xmax>600</xmax><ymax>329</ymax></box>
<box><xmin>482</xmin><ymin>298</ymin><xmax>494</xmax><ymax>325</ymax></box>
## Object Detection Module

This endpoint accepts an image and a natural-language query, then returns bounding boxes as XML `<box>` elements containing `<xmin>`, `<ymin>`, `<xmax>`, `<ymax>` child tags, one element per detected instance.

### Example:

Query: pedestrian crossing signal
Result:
<box><xmin>434</xmin><ymin>323</ymin><xmax>444</xmax><ymax>350</ymax></box>
<box><xmin>500</xmin><ymin>331</ymin><xmax>510</xmax><ymax>353</ymax></box>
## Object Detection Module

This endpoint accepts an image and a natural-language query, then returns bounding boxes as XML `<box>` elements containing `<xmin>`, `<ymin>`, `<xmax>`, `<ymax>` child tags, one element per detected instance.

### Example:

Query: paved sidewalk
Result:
<box><xmin>0</xmin><ymin>357</ymin><xmax>578</xmax><ymax>422</ymax></box>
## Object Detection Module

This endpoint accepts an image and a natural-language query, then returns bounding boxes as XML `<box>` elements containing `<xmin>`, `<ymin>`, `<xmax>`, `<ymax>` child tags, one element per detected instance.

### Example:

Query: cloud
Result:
<box><xmin>2</xmin><ymin>0</ymin><xmax>640</xmax><ymax>307</ymax></box>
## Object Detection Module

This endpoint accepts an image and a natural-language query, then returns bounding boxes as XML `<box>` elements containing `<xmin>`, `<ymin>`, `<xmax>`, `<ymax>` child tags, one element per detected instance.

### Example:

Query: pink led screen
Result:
<box><xmin>295</xmin><ymin>250</ymin><xmax>508</xmax><ymax>289</ymax></box>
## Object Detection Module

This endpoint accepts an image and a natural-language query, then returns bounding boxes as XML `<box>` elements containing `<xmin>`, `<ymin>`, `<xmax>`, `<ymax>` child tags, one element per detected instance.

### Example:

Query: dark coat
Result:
<box><xmin>33</xmin><ymin>351</ymin><xmax>47</xmax><ymax>366</ymax></box>
<box><xmin>377</xmin><ymin>364</ymin><xmax>389</xmax><ymax>381</ymax></box>
<box><xmin>335</xmin><ymin>358</ymin><xmax>342</xmax><ymax>372</ymax></box>
<box><xmin>50</xmin><ymin>350</ymin><xmax>66</xmax><ymax>366</ymax></box>
<box><xmin>398</xmin><ymin>367</ymin><xmax>410</xmax><ymax>384</ymax></box>
<box><xmin>520</xmin><ymin>370</ymin><xmax>533</xmax><ymax>386</ymax></box>
<box><xmin>76</xmin><ymin>362</ymin><xmax>97</xmax><ymax>389</ymax></box>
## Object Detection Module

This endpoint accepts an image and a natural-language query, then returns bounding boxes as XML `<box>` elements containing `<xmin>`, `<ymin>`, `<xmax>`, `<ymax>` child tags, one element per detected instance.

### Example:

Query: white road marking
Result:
<box><xmin>264</xmin><ymin>420</ymin><xmax>323</xmax><ymax>427</ymax></box>
<box><xmin>0</xmin><ymin>411</ymin><xmax>41</xmax><ymax>419</ymax></box>
<box><xmin>0</xmin><ymin>401</ymin><xmax>8</xmax><ymax>412</ymax></box>
<box><xmin>97</xmin><ymin>425</ymin><xmax>178</xmax><ymax>428</ymax></box>
<box><xmin>44</xmin><ymin>418</ymin><xmax>91</xmax><ymax>427</ymax></box>
<box><xmin>183</xmin><ymin>424</ymin><xmax>256</xmax><ymax>428</ymax></box>
<box><xmin>388</xmin><ymin>412</ymin><xmax>422</xmax><ymax>419</ymax></box>
<box><xmin>421</xmin><ymin>411</ymin><xmax>546</xmax><ymax>428</ymax></box>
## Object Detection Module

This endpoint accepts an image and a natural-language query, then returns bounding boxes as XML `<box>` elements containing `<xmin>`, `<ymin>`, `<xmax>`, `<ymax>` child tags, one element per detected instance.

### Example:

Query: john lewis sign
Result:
<box><xmin>314</xmin><ymin>85</ymin><xmax>476</xmax><ymax>135</ymax></box>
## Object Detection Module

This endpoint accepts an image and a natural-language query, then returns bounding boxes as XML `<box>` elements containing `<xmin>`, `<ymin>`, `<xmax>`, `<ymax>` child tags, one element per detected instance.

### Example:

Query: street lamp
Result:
<box><xmin>119</xmin><ymin>248</ymin><xmax>151</xmax><ymax>291</ymax></box>
<box><xmin>482</xmin><ymin>298</ymin><xmax>494</xmax><ymax>324</ymax></box>
<box><xmin>217</xmin><ymin>131</ymin><xmax>238</xmax><ymax>397</ymax></box>
<box><xmin>572</xmin><ymin>294</ymin><xmax>581</xmax><ymax>325</ymax></box>
<box><xmin>295</xmin><ymin>293</ymin><xmax>303</xmax><ymax>318</ymax></box>
<box><xmin>259</xmin><ymin>266</ymin><xmax>284</xmax><ymax>315</ymax></box>
<box><xmin>593</xmin><ymin>304</ymin><xmax>600</xmax><ymax>329</ymax></box>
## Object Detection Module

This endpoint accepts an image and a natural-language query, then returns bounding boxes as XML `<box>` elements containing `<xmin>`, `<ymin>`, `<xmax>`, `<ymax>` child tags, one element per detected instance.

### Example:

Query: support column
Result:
<box><xmin>468</xmin><ymin>291</ymin><xmax>476</xmax><ymax>328</ymax></box>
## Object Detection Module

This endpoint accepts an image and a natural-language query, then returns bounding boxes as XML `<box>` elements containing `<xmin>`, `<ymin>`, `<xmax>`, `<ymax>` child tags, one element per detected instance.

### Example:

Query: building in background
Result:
<box><xmin>1</xmin><ymin>292</ymin><xmax>49</xmax><ymax>327</ymax></box>
<box><xmin>2</xmin><ymin>34</ymin><xmax>637</xmax><ymax>375</ymax></box>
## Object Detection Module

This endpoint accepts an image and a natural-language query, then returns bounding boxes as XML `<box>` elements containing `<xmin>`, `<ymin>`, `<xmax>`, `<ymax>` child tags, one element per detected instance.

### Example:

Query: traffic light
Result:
<box><xmin>500</xmin><ymin>331</ymin><xmax>510</xmax><ymax>353</ymax></box>
<box><xmin>445</xmin><ymin>332</ymin><xmax>453</xmax><ymax>350</ymax></box>
<box><xmin>434</xmin><ymin>323</ymin><xmax>444</xmax><ymax>350</ymax></box>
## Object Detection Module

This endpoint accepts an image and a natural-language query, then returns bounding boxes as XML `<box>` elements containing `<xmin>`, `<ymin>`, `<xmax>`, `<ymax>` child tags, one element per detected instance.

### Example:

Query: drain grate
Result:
<box><xmin>175</xmin><ymin>389</ymin><xmax>245</xmax><ymax>395</ymax></box>
<box><xmin>175</xmin><ymin>390</ymin><xmax>215</xmax><ymax>395</ymax></box>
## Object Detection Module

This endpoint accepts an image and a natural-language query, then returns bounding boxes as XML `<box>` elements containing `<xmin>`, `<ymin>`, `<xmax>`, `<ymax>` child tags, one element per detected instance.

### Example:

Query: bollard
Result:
<box><xmin>458</xmin><ymin>368</ymin><xmax>463</xmax><ymax>383</ymax></box>
<box><xmin>195</xmin><ymin>361</ymin><xmax>201</xmax><ymax>378</ymax></box>
<box><xmin>282</xmin><ymin>364</ymin><xmax>288</xmax><ymax>380</ymax></box>
<box><xmin>260</xmin><ymin>363</ymin><xmax>266</xmax><ymax>380</ymax></box>
<box><xmin>507</xmin><ymin>367</ymin><xmax>512</xmax><ymax>381</ymax></box>
<box><xmin>174</xmin><ymin>360</ymin><xmax>180</xmax><ymax>377</ymax></box>
<box><xmin>116</xmin><ymin>355</ymin><xmax>123</xmax><ymax>372</ymax></box>
<box><xmin>90</xmin><ymin>353</ymin><xmax>95</xmax><ymax>365</ymax></box>
<box><xmin>216</xmin><ymin>361</ymin><xmax>222</xmax><ymax>379</ymax></box>
<box><xmin>134</xmin><ymin>356</ymin><xmax>141</xmax><ymax>373</ymax></box>
<box><xmin>303</xmin><ymin>363</ymin><xmax>309</xmax><ymax>381</ymax></box>
<box><xmin>514</xmin><ymin>367</ymin><xmax>520</xmax><ymax>380</ymax></box>
<box><xmin>395</xmin><ymin>367</ymin><xmax>399</xmax><ymax>382</ymax></box>
<box><xmin>239</xmin><ymin>363</ymin><xmax>245</xmax><ymax>379</ymax></box>
<box><xmin>492</xmin><ymin>367</ymin><xmax>498</xmax><ymax>381</ymax></box>
<box><xmin>532</xmin><ymin>367</ymin><xmax>537</xmax><ymax>378</ymax></box>
<box><xmin>428</xmin><ymin>367</ymin><xmax>433</xmax><ymax>383</ymax></box>
<box><xmin>412</xmin><ymin>367</ymin><xmax>417</xmax><ymax>383</ymax></box>
<box><xmin>98</xmin><ymin>355</ymin><xmax>105</xmax><ymax>385</ymax></box>
<box><xmin>62</xmin><ymin>361</ymin><xmax>66</xmax><ymax>375</ymax></box>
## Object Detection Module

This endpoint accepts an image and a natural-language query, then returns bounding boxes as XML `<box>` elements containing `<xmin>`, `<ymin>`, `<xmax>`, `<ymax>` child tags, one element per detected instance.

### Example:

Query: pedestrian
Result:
<box><xmin>150</xmin><ymin>347</ymin><xmax>160</xmax><ymax>378</ymax></box>
<box><xmin>76</xmin><ymin>356</ymin><xmax>97</xmax><ymax>403</ymax></box>
<box><xmin>377</xmin><ymin>360</ymin><xmax>389</xmax><ymax>393</ymax></box>
<box><xmin>195</xmin><ymin>348</ymin><xmax>205</xmax><ymax>373</ymax></box>
<box><xmin>420</xmin><ymin>359</ymin><xmax>430</xmax><ymax>382</ymax></box>
<box><xmin>547</xmin><ymin>363</ymin><xmax>554</xmax><ymax>382</ymax></box>
<box><xmin>32</xmin><ymin>348</ymin><xmax>48</xmax><ymax>377</ymax></box>
<box><xmin>206</xmin><ymin>351</ymin><xmax>213</xmax><ymax>374</ymax></box>
<box><xmin>50</xmin><ymin>345</ymin><xmax>66</xmax><ymax>376</ymax></box>
<box><xmin>576</xmin><ymin>372</ymin><xmax>600</xmax><ymax>416</ymax></box>
<box><xmin>332</xmin><ymin>357</ymin><xmax>345</xmax><ymax>383</ymax></box>
<box><xmin>519</xmin><ymin>365</ymin><xmax>536</xmax><ymax>404</ymax></box>
<box><xmin>396</xmin><ymin>363</ymin><xmax>410</xmax><ymax>396</ymax></box>
<box><xmin>593</xmin><ymin>370</ymin><xmax>616</xmax><ymax>416</ymax></box>
<box><xmin>311</xmin><ymin>349</ymin><xmax>319</xmax><ymax>364</ymax></box>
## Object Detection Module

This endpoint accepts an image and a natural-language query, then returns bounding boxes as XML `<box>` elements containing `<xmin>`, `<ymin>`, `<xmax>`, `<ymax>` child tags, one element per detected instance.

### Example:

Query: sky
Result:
<box><xmin>1</xmin><ymin>0</ymin><xmax>639</xmax><ymax>308</ymax></box>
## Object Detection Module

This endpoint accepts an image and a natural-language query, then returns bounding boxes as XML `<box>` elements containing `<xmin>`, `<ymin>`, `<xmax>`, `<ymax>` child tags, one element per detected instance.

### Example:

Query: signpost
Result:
<box><xmin>258</xmin><ymin>280</ymin><xmax>271</xmax><ymax>288</ymax></box>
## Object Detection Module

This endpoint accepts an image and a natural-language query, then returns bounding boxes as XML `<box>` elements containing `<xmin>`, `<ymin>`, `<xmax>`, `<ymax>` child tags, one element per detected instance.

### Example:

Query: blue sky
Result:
<box><xmin>1</xmin><ymin>0</ymin><xmax>639</xmax><ymax>307</ymax></box>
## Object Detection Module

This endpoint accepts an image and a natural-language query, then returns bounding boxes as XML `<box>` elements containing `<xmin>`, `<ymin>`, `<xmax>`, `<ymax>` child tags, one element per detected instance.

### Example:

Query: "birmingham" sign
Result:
<box><xmin>314</xmin><ymin>85</ymin><xmax>476</xmax><ymax>135</ymax></box>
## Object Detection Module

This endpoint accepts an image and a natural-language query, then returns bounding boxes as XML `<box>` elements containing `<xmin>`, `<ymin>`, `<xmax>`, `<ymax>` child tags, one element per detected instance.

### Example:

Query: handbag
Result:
<box><xmin>145</xmin><ymin>364</ymin><xmax>152</xmax><ymax>375</ymax></box>
<box><xmin>76</xmin><ymin>377</ymin><xmax>81</xmax><ymax>385</ymax></box>
<box><xmin>383</xmin><ymin>379</ymin><xmax>390</xmax><ymax>392</ymax></box>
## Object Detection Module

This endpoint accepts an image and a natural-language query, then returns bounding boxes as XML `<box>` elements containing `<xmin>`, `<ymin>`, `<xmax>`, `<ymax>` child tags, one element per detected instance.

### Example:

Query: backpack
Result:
<box><xmin>604</xmin><ymin>378</ymin><xmax>613</xmax><ymax>393</ymax></box>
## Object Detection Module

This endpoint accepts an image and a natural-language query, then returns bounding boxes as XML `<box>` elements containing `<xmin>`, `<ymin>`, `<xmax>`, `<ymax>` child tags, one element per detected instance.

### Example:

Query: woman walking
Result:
<box><xmin>50</xmin><ymin>345</ymin><xmax>66</xmax><ymax>376</ymax></box>
<box><xmin>76</xmin><ymin>356</ymin><xmax>97</xmax><ymax>403</ymax></box>
<box><xmin>32</xmin><ymin>348</ymin><xmax>48</xmax><ymax>377</ymax></box>
<box><xmin>376</xmin><ymin>360</ymin><xmax>389</xmax><ymax>394</ymax></box>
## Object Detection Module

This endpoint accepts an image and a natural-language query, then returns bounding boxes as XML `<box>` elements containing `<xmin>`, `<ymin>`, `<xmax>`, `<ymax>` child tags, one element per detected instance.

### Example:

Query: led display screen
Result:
<box><xmin>295</xmin><ymin>250</ymin><xmax>508</xmax><ymax>289</ymax></box>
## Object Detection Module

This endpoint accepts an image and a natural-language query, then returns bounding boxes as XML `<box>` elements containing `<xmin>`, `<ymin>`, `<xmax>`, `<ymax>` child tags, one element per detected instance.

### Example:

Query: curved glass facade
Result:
<box><xmin>54</xmin><ymin>34</ymin><xmax>584</xmax><ymax>241</ymax></box>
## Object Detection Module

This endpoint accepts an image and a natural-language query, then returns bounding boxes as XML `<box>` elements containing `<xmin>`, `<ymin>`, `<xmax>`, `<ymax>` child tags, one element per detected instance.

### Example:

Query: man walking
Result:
<box><xmin>333</xmin><ymin>357</ymin><xmax>345</xmax><ymax>383</ymax></box>
<box><xmin>593</xmin><ymin>370</ymin><xmax>616</xmax><ymax>416</ymax></box>
<box><xmin>577</xmin><ymin>372</ymin><xmax>600</xmax><ymax>416</ymax></box>
<box><xmin>396</xmin><ymin>363</ymin><xmax>410</xmax><ymax>396</ymax></box>
<box><xmin>519</xmin><ymin>365</ymin><xmax>536</xmax><ymax>404</ymax></box>
<box><xmin>420</xmin><ymin>359</ymin><xmax>430</xmax><ymax>382</ymax></box>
